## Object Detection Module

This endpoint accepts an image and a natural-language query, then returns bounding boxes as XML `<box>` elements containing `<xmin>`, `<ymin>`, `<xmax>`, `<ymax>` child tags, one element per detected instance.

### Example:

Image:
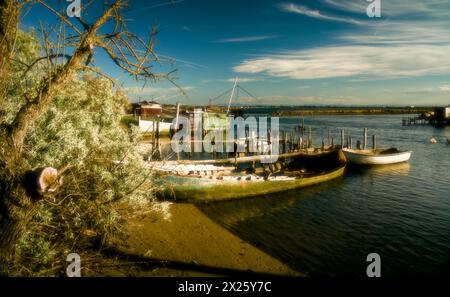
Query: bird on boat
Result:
<box><xmin>430</xmin><ymin>137</ymin><xmax>438</xmax><ymax>144</ymax></box>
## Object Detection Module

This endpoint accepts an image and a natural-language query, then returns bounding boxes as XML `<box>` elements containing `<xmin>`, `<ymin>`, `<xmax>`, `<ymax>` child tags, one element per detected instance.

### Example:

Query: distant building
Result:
<box><xmin>132</xmin><ymin>100</ymin><xmax>162</xmax><ymax>117</ymax></box>
<box><xmin>433</xmin><ymin>106</ymin><xmax>450</xmax><ymax>126</ymax></box>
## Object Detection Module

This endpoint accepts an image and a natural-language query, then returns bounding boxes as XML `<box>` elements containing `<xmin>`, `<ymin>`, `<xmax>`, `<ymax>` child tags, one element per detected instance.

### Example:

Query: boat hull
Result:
<box><xmin>160</xmin><ymin>164</ymin><xmax>346</xmax><ymax>202</ymax></box>
<box><xmin>343</xmin><ymin>149</ymin><xmax>412</xmax><ymax>165</ymax></box>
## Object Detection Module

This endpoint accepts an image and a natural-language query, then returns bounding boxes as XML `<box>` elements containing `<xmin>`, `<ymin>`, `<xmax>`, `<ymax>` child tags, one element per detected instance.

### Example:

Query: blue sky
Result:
<box><xmin>22</xmin><ymin>0</ymin><xmax>450</xmax><ymax>105</ymax></box>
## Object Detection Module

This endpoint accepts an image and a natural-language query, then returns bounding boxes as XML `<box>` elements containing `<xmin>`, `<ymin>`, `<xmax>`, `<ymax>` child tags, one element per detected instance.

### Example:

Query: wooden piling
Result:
<box><xmin>308</xmin><ymin>126</ymin><xmax>312</xmax><ymax>148</ymax></box>
<box><xmin>328</xmin><ymin>128</ymin><xmax>331</xmax><ymax>146</ymax></box>
<box><xmin>268</xmin><ymin>128</ymin><xmax>272</xmax><ymax>155</ymax></box>
<box><xmin>372</xmin><ymin>134</ymin><xmax>377</xmax><ymax>150</ymax></box>
<box><xmin>363</xmin><ymin>128</ymin><xmax>368</xmax><ymax>150</ymax></box>
<box><xmin>301</xmin><ymin>117</ymin><xmax>305</xmax><ymax>149</ymax></box>
<box><xmin>156</xmin><ymin>118</ymin><xmax>161</xmax><ymax>158</ymax></box>
<box><xmin>340</xmin><ymin>129</ymin><xmax>344</xmax><ymax>148</ymax></box>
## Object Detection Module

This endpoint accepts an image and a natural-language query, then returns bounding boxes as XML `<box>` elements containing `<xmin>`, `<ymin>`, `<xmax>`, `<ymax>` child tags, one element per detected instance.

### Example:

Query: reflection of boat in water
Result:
<box><xmin>198</xmin><ymin>177</ymin><xmax>344</xmax><ymax>226</ymax></box>
<box><xmin>348</xmin><ymin>161</ymin><xmax>411</xmax><ymax>177</ymax></box>
<box><xmin>156</xmin><ymin>150</ymin><xmax>347</xmax><ymax>202</ymax></box>
<box><xmin>343</xmin><ymin>148</ymin><xmax>412</xmax><ymax>165</ymax></box>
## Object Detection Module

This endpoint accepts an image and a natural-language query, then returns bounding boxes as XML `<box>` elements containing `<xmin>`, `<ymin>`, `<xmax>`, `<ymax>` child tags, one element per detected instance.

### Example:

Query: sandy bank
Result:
<box><xmin>98</xmin><ymin>203</ymin><xmax>300</xmax><ymax>277</ymax></box>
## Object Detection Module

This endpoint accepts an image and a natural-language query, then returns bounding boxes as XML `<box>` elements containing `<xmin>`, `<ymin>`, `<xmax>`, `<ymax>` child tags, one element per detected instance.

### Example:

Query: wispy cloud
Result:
<box><xmin>227</xmin><ymin>77</ymin><xmax>264</xmax><ymax>83</ymax></box>
<box><xmin>279</xmin><ymin>3</ymin><xmax>364</xmax><ymax>25</ymax></box>
<box><xmin>234</xmin><ymin>44</ymin><xmax>450</xmax><ymax>80</ymax></box>
<box><xmin>236</xmin><ymin>0</ymin><xmax>450</xmax><ymax>81</ymax></box>
<box><xmin>324</xmin><ymin>0</ymin><xmax>450</xmax><ymax>17</ymax></box>
<box><xmin>439</xmin><ymin>85</ymin><xmax>450</xmax><ymax>92</ymax></box>
<box><xmin>182</xmin><ymin>25</ymin><xmax>191</xmax><ymax>32</ymax></box>
<box><xmin>127</xmin><ymin>0</ymin><xmax>186</xmax><ymax>13</ymax></box>
<box><xmin>340</xmin><ymin>21</ymin><xmax>450</xmax><ymax>45</ymax></box>
<box><xmin>158</xmin><ymin>54</ymin><xmax>208</xmax><ymax>70</ymax></box>
<box><xmin>125</xmin><ymin>86</ymin><xmax>194</xmax><ymax>102</ymax></box>
<box><xmin>202</xmin><ymin>77</ymin><xmax>265</xmax><ymax>83</ymax></box>
<box><xmin>216</xmin><ymin>35</ymin><xmax>276</xmax><ymax>43</ymax></box>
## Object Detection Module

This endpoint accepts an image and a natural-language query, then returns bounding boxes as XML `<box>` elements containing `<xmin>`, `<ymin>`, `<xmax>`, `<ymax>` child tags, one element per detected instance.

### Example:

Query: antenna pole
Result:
<box><xmin>226</xmin><ymin>77</ymin><xmax>238</xmax><ymax>116</ymax></box>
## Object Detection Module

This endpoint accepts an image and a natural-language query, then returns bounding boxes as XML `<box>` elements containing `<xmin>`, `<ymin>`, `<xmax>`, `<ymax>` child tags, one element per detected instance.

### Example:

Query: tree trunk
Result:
<box><xmin>0</xmin><ymin>0</ymin><xmax>17</xmax><ymax>109</ymax></box>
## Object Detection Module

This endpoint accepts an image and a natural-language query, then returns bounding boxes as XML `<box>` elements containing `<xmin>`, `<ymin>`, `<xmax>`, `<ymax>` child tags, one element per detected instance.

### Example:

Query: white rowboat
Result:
<box><xmin>343</xmin><ymin>148</ymin><xmax>412</xmax><ymax>165</ymax></box>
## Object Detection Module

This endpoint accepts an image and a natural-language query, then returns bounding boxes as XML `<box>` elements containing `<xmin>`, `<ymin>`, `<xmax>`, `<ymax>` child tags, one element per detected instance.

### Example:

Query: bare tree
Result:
<box><xmin>0</xmin><ymin>0</ymin><xmax>172</xmax><ymax>271</ymax></box>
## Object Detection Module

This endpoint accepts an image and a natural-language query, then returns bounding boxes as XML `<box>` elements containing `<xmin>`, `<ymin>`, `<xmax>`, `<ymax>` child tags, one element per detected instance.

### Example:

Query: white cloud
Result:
<box><xmin>227</xmin><ymin>77</ymin><xmax>264</xmax><ymax>83</ymax></box>
<box><xmin>324</xmin><ymin>0</ymin><xmax>450</xmax><ymax>17</ymax></box>
<box><xmin>234</xmin><ymin>44</ymin><xmax>450</xmax><ymax>80</ymax></box>
<box><xmin>439</xmin><ymin>85</ymin><xmax>450</xmax><ymax>92</ymax></box>
<box><xmin>279</xmin><ymin>3</ymin><xmax>364</xmax><ymax>25</ymax></box>
<box><xmin>340</xmin><ymin>21</ymin><xmax>450</xmax><ymax>45</ymax></box>
<box><xmin>202</xmin><ymin>77</ymin><xmax>265</xmax><ymax>83</ymax></box>
<box><xmin>216</xmin><ymin>35</ymin><xmax>276</xmax><ymax>43</ymax></box>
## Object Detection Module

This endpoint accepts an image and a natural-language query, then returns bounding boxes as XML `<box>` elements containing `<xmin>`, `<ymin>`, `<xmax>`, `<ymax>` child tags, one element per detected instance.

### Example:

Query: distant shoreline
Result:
<box><xmin>158</xmin><ymin>104</ymin><xmax>431</xmax><ymax>117</ymax></box>
<box><xmin>269</xmin><ymin>108</ymin><xmax>429</xmax><ymax>117</ymax></box>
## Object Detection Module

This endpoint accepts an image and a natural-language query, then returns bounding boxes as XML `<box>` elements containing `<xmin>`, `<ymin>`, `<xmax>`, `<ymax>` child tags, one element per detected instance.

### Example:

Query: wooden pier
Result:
<box><xmin>145</xmin><ymin>114</ymin><xmax>379</xmax><ymax>164</ymax></box>
<box><xmin>402</xmin><ymin>116</ymin><xmax>429</xmax><ymax>126</ymax></box>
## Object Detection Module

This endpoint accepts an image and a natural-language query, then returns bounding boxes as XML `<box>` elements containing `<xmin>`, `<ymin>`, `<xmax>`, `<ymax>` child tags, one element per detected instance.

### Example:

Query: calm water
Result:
<box><xmin>198</xmin><ymin>115</ymin><xmax>450</xmax><ymax>277</ymax></box>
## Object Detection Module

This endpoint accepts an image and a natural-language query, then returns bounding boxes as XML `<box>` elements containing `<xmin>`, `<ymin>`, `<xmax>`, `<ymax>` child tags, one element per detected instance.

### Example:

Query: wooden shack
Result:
<box><xmin>132</xmin><ymin>100</ymin><xmax>162</xmax><ymax>118</ymax></box>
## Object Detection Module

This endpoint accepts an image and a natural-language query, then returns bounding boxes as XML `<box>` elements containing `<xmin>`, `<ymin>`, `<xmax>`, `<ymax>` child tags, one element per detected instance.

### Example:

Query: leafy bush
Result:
<box><xmin>2</xmin><ymin>31</ymin><xmax>160</xmax><ymax>276</ymax></box>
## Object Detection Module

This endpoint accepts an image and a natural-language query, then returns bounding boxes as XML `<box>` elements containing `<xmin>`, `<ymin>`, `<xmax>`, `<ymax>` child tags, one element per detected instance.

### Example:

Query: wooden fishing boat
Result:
<box><xmin>155</xmin><ymin>149</ymin><xmax>347</xmax><ymax>202</ymax></box>
<box><xmin>342</xmin><ymin>148</ymin><xmax>412</xmax><ymax>165</ymax></box>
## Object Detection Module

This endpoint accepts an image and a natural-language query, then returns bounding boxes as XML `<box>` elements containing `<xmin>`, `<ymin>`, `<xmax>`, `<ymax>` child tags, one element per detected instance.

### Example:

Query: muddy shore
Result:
<box><xmin>90</xmin><ymin>203</ymin><xmax>301</xmax><ymax>277</ymax></box>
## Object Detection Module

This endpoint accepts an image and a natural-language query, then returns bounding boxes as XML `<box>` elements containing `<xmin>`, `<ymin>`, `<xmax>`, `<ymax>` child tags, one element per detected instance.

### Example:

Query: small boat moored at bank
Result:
<box><xmin>342</xmin><ymin>148</ymin><xmax>412</xmax><ymax>165</ymax></box>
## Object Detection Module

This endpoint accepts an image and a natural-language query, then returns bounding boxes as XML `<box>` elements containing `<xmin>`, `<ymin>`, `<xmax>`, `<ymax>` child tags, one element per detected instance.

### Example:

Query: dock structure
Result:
<box><xmin>402</xmin><ymin>116</ymin><xmax>430</xmax><ymax>126</ymax></box>
<box><xmin>402</xmin><ymin>106</ymin><xmax>450</xmax><ymax>127</ymax></box>
<box><xmin>144</xmin><ymin>107</ymin><xmax>385</xmax><ymax>163</ymax></box>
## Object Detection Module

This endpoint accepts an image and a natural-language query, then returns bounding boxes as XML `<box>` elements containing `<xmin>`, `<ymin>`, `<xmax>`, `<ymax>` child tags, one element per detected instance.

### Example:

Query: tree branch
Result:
<box><xmin>9</xmin><ymin>0</ymin><xmax>123</xmax><ymax>149</ymax></box>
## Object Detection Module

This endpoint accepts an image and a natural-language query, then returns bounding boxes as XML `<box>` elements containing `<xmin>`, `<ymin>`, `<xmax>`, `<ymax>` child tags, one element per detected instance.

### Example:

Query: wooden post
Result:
<box><xmin>256</xmin><ymin>135</ymin><xmax>260</xmax><ymax>155</ymax></box>
<box><xmin>151</xmin><ymin>119</ymin><xmax>156</xmax><ymax>154</ymax></box>
<box><xmin>156</xmin><ymin>118</ymin><xmax>161</xmax><ymax>158</ymax></box>
<box><xmin>349</xmin><ymin>134</ymin><xmax>352</xmax><ymax>149</ymax></box>
<box><xmin>174</xmin><ymin>103</ymin><xmax>181</xmax><ymax>160</ymax></box>
<box><xmin>372</xmin><ymin>134</ymin><xmax>377</xmax><ymax>151</ymax></box>
<box><xmin>308</xmin><ymin>126</ymin><xmax>312</xmax><ymax>148</ymax></box>
<box><xmin>363</xmin><ymin>128</ymin><xmax>368</xmax><ymax>150</ymax></box>
<box><xmin>293</xmin><ymin>132</ymin><xmax>297</xmax><ymax>151</ymax></box>
<box><xmin>340</xmin><ymin>129</ymin><xmax>344</xmax><ymax>148</ymax></box>
<box><xmin>328</xmin><ymin>128</ymin><xmax>331</xmax><ymax>146</ymax></box>
<box><xmin>245</xmin><ymin>128</ymin><xmax>250</xmax><ymax>156</ymax></box>
<box><xmin>234</xmin><ymin>141</ymin><xmax>238</xmax><ymax>169</ymax></box>
<box><xmin>301</xmin><ymin>117</ymin><xmax>305</xmax><ymax>149</ymax></box>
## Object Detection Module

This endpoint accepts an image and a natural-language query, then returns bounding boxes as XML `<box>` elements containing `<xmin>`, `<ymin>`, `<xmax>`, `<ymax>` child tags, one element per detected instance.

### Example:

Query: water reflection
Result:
<box><xmin>198</xmin><ymin>177</ymin><xmax>345</xmax><ymax>227</ymax></box>
<box><xmin>347</xmin><ymin>162</ymin><xmax>411</xmax><ymax>177</ymax></box>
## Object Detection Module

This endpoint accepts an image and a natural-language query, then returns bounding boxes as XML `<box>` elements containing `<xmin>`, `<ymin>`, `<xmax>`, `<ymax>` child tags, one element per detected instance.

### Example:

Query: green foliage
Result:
<box><xmin>3</xmin><ymin>31</ymin><xmax>158</xmax><ymax>275</ymax></box>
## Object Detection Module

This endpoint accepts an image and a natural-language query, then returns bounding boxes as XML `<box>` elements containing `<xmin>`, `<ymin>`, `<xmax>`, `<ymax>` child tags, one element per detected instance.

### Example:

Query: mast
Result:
<box><xmin>226</xmin><ymin>77</ymin><xmax>238</xmax><ymax>116</ymax></box>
